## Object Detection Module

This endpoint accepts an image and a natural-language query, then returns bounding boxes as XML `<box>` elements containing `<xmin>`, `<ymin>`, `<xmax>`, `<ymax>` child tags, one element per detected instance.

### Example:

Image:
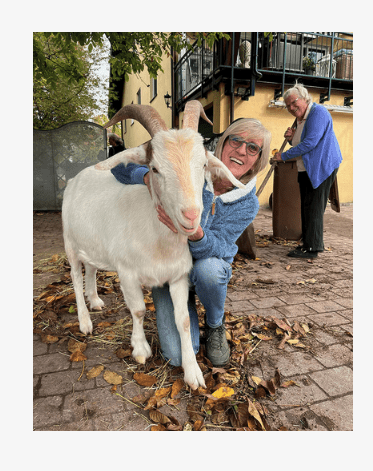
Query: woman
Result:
<box><xmin>111</xmin><ymin>118</ymin><xmax>271</xmax><ymax>366</ymax></box>
<box><xmin>273</xmin><ymin>83</ymin><xmax>342</xmax><ymax>258</ymax></box>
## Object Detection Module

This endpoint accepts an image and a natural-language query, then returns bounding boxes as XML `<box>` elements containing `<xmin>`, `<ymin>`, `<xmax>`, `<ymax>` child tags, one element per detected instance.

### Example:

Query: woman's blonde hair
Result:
<box><xmin>214</xmin><ymin>118</ymin><xmax>271</xmax><ymax>185</ymax></box>
<box><xmin>283</xmin><ymin>81</ymin><xmax>312</xmax><ymax>105</ymax></box>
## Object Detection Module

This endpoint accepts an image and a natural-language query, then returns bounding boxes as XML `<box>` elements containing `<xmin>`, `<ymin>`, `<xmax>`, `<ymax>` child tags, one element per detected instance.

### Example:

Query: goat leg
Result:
<box><xmin>118</xmin><ymin>271</ymin><xmax>152</xmax><ymax>364</ymax></box>
<box><xmin>66</xmin><ymin>251</ymin><xmax>93</xmax><ymax>335</ymax></box>
<box><xmin>169</xmin><ymin>277</ymin><xmax>206</xmax><ymax>390</ymax></box>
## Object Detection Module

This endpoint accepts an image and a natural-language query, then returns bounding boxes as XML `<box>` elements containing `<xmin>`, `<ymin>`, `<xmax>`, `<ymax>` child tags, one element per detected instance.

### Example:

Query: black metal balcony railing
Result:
<box><xmin>174</xmin><ymin>32</ymin><xmax>353</xmax><ymax>112</ymax></box>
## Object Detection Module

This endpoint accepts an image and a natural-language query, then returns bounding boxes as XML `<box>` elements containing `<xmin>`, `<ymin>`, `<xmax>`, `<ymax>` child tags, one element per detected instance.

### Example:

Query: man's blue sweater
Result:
<box><xmin>111</xmin><ymin>163</ymin><xmax>259</xmax><ymax>264</ymax></box>
<box><xmin>281</xmin><ymin>103</ymin><xmax>342</xmax><ymax>189</ymax></box>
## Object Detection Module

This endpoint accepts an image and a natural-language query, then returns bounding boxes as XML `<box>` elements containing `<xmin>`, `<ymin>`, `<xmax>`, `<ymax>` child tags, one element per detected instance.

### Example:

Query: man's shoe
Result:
<box><xmin>205</xmin><ymin>324</ymin><xmax>230</xmax><ymax>366</ymax></box>
<box><xmin>287</xmin><ymin>247</ymin><xmax>318</xmax><ymax>258</ymax></box>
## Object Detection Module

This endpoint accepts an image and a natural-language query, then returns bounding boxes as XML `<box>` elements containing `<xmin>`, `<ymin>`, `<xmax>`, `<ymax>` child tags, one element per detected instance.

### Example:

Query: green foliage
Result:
<box><xmin>33</xmin><ymin>32</ymin><xmax>230</xmax><ymax>129</ymax></box>
<box><xmin>33</xmin><ymin>33</ymin><xmax>109</xmax><ymax>129</ymax></box>
<box><xmin>34</xmin><ymin>32</ymin><xmax>230</xmax><ymax>87</ymax></box>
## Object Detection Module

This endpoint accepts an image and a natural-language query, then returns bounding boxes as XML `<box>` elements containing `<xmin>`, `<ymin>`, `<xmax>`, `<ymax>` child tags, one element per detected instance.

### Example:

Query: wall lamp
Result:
<box><xmin>164</xmin><ymin>92</ymin><xmax>172</xmax><ymax>108</ymax></box>
<box><xmin>235</xmin><ymin>87</ymin><xmax>251</xmax><ymax>101</ymax></box>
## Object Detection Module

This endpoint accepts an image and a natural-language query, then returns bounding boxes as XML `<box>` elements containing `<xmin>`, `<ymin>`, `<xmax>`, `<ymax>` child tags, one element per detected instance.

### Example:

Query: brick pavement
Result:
<box><xmin>33</xmin><ymin>204</ymin><xmax>353</xmax><ymax>431</ymax></box>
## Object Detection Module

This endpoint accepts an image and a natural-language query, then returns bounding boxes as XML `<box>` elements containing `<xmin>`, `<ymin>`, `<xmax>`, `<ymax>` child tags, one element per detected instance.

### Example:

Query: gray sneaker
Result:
<box><xmin>205</xmin><ymin>324</ymin><xmax>230</xmax><ymax>366</ymax></box>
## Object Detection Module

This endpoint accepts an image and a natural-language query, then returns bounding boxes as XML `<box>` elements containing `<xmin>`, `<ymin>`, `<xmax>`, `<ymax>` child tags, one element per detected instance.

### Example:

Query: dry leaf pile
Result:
<box><xmin>34</xmin><ymin>253</ymin><xmax>312</xmax><ymax>431</ymax></box>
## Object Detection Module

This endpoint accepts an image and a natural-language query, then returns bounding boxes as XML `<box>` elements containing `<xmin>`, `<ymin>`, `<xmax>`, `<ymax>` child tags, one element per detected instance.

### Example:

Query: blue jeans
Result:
<box><xmin>152</xmin><ymin>257</ymin><xmax>232</xmax><ymax>366</ymax></box>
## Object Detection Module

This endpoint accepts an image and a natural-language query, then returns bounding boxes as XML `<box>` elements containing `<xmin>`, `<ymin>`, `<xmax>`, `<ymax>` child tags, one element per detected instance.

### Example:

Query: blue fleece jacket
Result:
<box><xmin>111</xmin><ymin>163</ymin><xmax>259</xmax><ymax>263</ymax></box>
<box><xmin>281</xmin><ymin>103</ymin><xmax>342</xmax><ymax>189</ymax></box>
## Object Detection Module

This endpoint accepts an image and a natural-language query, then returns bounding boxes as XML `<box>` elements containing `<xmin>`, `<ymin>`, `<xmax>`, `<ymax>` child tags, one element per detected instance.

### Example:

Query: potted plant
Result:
<box><xmin>303</xmin><ymin>53</ymin><xmax>316</xmax><ymax>75</ymax></box>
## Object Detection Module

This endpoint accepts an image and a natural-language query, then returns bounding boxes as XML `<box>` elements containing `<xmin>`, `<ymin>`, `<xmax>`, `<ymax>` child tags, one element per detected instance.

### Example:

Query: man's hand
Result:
<box><xmin>284</xmin><ymin>127</ymin><xmax>296</xmax><ymax>141</ymax></box>
<box><xmin>272</xmin><ymin>152</ymin><xmax>283</xmax><ymax>162</ymax></box>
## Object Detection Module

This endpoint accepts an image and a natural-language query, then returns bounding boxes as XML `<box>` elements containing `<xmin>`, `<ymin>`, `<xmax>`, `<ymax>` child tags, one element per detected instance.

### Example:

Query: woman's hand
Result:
<box><xmin>156</xmin><ymin>205</ymin><xmax>178</xmax><ymax>234</ymax></box>
<box><xmin>156</xmin><ymin>205</ymin><xmax>204</xmax><ymax>241</ymax></box>
<box><xmin>144</xmin><ymin>171</ymin><xmax>151</xmax><ymax>194</ymax></box>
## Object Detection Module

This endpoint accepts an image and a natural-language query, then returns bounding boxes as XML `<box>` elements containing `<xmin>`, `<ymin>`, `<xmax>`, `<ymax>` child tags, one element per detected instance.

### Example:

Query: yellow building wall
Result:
<box><xmin>120</xmin><ymin>55</ymin><xmax>173</xmax><ymax>148</ymax></box>
<box><xmin>198</xmin><ymin>83</ymin><xmax>353</xmax><ymax>205</ymax></box>
<box><xmin>120</xmin><ymin>63</ymin><xmax>353</xmax><ymax>205</ymax></box>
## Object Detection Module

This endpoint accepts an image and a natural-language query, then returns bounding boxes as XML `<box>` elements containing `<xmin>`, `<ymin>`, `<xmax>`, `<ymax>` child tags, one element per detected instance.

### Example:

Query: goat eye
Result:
<box><xmin>151</xmin><ymin>167</ymin><xmax>159</xmax><ymax>174</ymax></box>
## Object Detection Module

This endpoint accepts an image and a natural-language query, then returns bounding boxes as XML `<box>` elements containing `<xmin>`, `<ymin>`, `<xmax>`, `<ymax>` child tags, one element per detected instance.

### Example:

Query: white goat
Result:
<box><xmin>62</xmin><ymin>101</ymin><xmax>245</xmax><ymax>389</ymax></box>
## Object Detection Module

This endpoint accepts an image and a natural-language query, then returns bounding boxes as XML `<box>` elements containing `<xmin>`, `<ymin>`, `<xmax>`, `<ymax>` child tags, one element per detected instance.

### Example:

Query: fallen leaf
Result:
<box><xmin>281</xmin><ymin>380</ymin><xmax>300</xmax><ymax>388</ymax></box>
<box><xmin>41</xmin><ymin>334</ymin><xmax>59</xmax><ymax>344</ymax></box>
<box><xmin>149</xmin><ymin>409</ymin><xmax>171</xmax><ymax>425</ymax></box>
<box><xmin>278</xmin><ymin>332</ymin><xmax>291</xmax><ymax>349</ymax></box>
<box><xmin>171</xmin><ymin>378</ymin><xmax>184</xmax><ymax>398</ymax></box>
<box><xmin>133</xmin><ymin>372</ymin><xmax>157</xmax><ymax>387</ymax></box>
<box><xmin>255</xmin><ymin>278</ymin><xmax>275</xmax><ymax>284</ymax></box>
<box><xmin>70</xmin><ymin>350</ymin><xmax>88</xmax><ymax>362</ymax></box>
<box><xmin>167</xmin><ymin>398</ymin><xmax>181</xmax><ymax>406</ymax></box>
<box><xmin>251</xmin><ymin>376</ymin><xmax>262</xmax><ymax>385</ymax></box>
<box><xmin>151</xmin><ymin>424</ymin><xmax>166</xmax><ymax>431</ymax></box>
<box><xmin>155</xmin><ymin>387</ymin><xmax>172</xmax><ymax>399</ymax></box>
<box><xmin>287</xmin><ymin>339</ymin><xmax>300</xmax><ymax>345</ymax></box>
<box><xmin>252</xmin><ymin>333</ymin><xmax>272</xmax><ymax>341</ymax></box>
<box><xmin>67</xmin><ymin>338</ymin><xmax>87</xmax><ymax>353</ymax></box>
<box><xmin>97</xmin><ymin>321</ymin><xmax>113</xmax><ymax>329</ymax></box>
<box><xmin>103</xmin><ymin>370</ymin><xmax>123</xmax><ymax>385</ymax></box>
<box><xmin>212</xmin><ymin>386</ymin><xmax>235</xmax><ymax>399</ymax></box>
<box><xmin>293</xmin><ymin>343</ymin><xmax>307</xmax><ymax>348</ymax></box>
<box><xmin>301</xmin><ymin>323</ymin><xmax>310</xmax><ymax>333</ymax></box>
<box><xmin>248</xmin><ymin>399</ymin><xmax>265</xmax><ymax>430</ymax></box>
<box><xmin>285</xmin><ymin>264</ymin><xmax>291</xmax><ymax>270</ymax></box>
<box><xmin>271</xmin><ymin>317</ymin><xmax>293</xmax><ymax>332</ymax></box>
<box><xmin>193</xmin><ymin>419</ymin><xmax>205</xmax><ymax>431</ymax></box>
<box><xmin>116</xmin><ymin>347</ymin><xmax>131</xmax><ymax>359</ymax></box>
<box><xmin>86</xmin><ymin>365</ymin><xmax>104</xmax><ymax>379</ymax></box>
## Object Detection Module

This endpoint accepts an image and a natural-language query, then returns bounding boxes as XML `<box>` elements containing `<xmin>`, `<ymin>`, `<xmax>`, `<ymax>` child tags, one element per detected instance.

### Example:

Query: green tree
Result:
<box><xmin>33</xmin><ymin>33</ymin><xmax>109</xmax><ymax>129</ymax></box>
<box><xmin>34</xmin><ymin>32</ymin><xmax>230</xmax><ymax>88</ymax></box>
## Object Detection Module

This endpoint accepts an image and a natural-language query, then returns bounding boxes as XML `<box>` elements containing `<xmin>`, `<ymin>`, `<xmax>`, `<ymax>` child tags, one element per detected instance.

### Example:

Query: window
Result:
<box><xmin>137</xmin><ymin>88</ymin><xmax>141</xmax><ymax>105</ymax></box>
<box><xmin>150</xmin><ymin>77</ymin><xmax>157</xmax><ymax>101</ymax></box>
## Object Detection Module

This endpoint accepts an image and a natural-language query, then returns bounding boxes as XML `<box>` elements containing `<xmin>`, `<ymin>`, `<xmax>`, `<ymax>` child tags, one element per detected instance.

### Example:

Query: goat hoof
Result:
<box><xmin>79</xmin><ymin>317</ymin><xmax>93</xmax><ymax>335</ymax></box>
<box><xmin>134</xmin><ymin>355</ymin><xmax>147</xmax><ymax>364</ymax></box>
<box><xmin>89</xmin><ymin>297</ymin><xmax>105</xmax><ymax>311</ymax></box>
<box><xmin>132</xmin><ymin>339</ymin><xmax>152</xmax><ymax>363</ymax></box>
<box><xmin>183</xmin><ymin>363</ymin><xmax>206</xmax><ymax>390</ymax></box>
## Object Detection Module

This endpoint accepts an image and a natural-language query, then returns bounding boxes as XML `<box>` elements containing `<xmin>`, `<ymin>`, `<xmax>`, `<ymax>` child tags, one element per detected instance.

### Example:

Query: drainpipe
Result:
<box><xmin>250</xmin><ymin>33</ymin><xmax>263</xmax><ymax>99</ymax></box>
<box><xmin>230</xmin><ymin>33</ymin><xmax>235</xmax><ymax>123</ymax></box>
<box><xmin>171</xmin><ymin>47</ymin><xmax>175</xmax><ymax>128</ymax></box>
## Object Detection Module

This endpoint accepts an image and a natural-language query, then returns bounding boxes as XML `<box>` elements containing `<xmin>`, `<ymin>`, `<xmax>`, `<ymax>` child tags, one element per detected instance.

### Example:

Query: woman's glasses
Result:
<box><xmin>228</xmin><ymin>136</ymin><xmax>262</xmax><ymax>156</ymax></box>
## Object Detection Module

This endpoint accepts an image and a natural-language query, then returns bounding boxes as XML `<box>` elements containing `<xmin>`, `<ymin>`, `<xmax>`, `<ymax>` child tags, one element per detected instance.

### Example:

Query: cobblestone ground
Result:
<box><xmin>33</xmin><ymin>204</ymin><xmax>353</xmax><ymax>431</ymax></box>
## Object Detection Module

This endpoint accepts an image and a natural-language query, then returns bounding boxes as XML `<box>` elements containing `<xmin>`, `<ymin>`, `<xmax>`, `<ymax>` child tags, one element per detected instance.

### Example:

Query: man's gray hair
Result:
<box><xmin>284</xmin><ymin>82</ymin><xmax>312</xmax><ymax>105</ymax></box>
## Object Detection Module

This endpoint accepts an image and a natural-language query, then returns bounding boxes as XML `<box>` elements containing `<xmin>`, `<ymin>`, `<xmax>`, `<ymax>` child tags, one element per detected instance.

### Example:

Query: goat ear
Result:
<box><xmin>205</xmin><ymin>151</ymin><xmax>246</xmax><ymax>189</ymax></box>
<box><xmin>95</xmin><ymin>143</ymin><xmax>151</xmax><ymax>170</ymax></box>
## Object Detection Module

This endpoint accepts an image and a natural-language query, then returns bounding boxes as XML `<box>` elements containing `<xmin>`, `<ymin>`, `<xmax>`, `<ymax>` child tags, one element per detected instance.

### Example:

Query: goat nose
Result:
<box><xmin>182</xmin><ymin>208</ymin><xmax>199</xmax><ymax>222</ymax></box>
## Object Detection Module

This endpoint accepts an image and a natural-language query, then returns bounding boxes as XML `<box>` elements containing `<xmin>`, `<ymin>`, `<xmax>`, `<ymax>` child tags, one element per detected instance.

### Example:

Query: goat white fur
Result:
<box><xmin>62</xmin><ymin>101</ymin><xmax>244</xmax><ymax>389</ymax></box>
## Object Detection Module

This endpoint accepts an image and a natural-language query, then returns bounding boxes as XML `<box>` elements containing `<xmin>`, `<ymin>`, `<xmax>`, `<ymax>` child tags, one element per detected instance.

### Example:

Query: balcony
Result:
<box><xmin>174</xmin><ymin>32</ymin><xmax>353</xmax><ymax>112</ymax></box>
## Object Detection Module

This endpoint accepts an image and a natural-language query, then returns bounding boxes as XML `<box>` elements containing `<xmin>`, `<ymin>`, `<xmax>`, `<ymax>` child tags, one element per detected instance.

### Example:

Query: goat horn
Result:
<box><xmin>103</xmin><ymin>104</ymin><xmax>168</xmax><ymax>138</ymax></box>
<box><xmin>182</xmin><ymin>100</ymin><xmax>213</xmax><ymax>131</ymax></box>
